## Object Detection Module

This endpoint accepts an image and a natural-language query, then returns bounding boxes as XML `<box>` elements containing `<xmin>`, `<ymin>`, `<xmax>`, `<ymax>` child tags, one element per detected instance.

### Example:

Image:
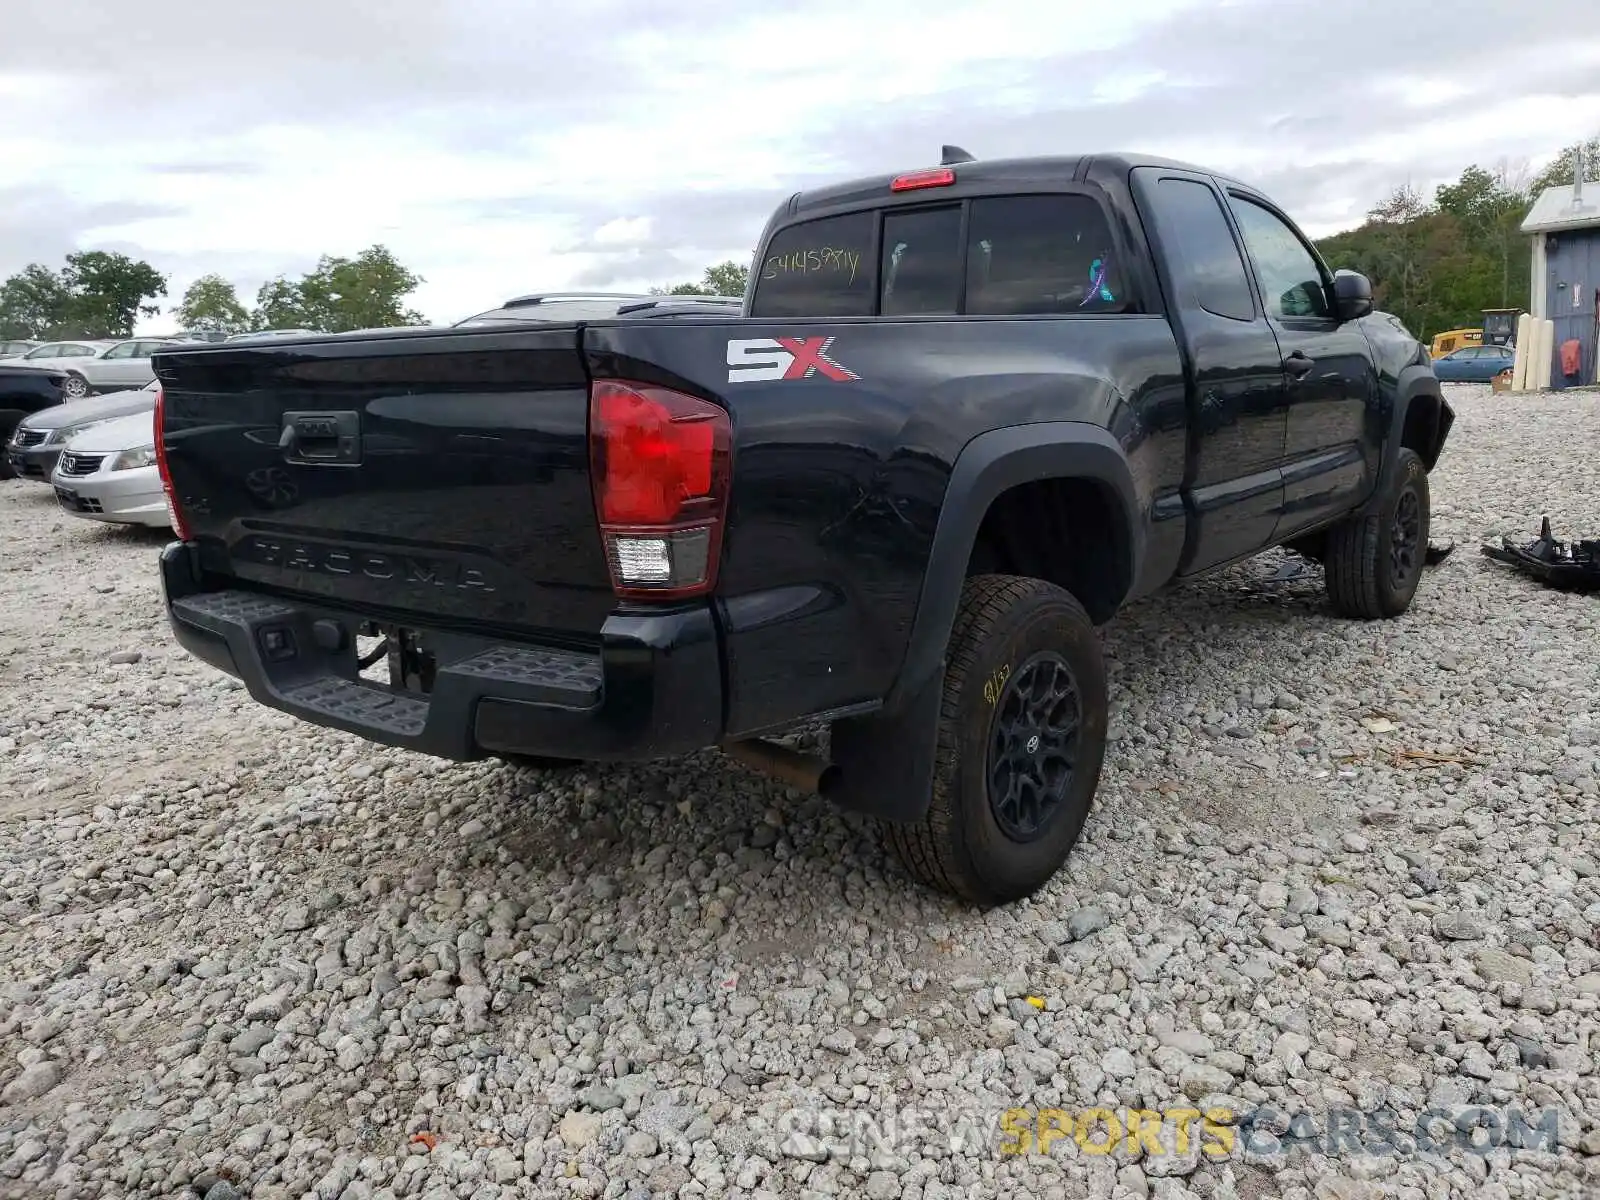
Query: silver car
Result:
<box><xmin>0</xmin><ymin>339</ymin><xmax>38</xmax><ymax>359</ymax></box>
<box><xmin>49</xmin><ymin>409</ymin><xmax>170</xmax><ymax>530</ymax></box>
<box><xmin>5</xmin><ymin>381</ymin><xmax>160</xmax><ymax>482</ymax></box>
<box><xmin>19</xmin><ymin>338</ymin><xmax>178</xmax><ymax>398</ymax></box>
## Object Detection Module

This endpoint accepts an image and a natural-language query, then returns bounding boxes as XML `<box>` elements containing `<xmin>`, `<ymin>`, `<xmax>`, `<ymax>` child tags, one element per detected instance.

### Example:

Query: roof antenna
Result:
<box><xmin>941</xmin><ymin>144</ymin><xmax>976</xmax><ymax>165</ymax></box>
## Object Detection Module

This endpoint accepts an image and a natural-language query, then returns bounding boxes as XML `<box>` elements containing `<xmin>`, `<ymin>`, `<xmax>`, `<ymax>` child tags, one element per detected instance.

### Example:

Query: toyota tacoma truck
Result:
<box><xmin>151</xmin><ymin>150</ymin><xmax>1453</xmax><ymax>904</ymax></box>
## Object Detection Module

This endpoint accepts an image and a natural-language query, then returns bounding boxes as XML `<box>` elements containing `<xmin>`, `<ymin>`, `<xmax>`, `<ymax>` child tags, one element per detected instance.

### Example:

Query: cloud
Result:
<box><xmin>2</xmin><ymin>0</ymin><xmax>1598</xmax><ymax>328</ymax></box>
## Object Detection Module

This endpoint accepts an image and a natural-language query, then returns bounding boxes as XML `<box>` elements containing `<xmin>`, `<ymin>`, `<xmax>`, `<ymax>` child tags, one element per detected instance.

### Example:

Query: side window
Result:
<box><xmin>1143</xmin><ymin>177</ymin><xmax>1255</xmax><ymax>322</ymax></box>
<box><xmin>964</xmin><ymin>195</ymin><xmax>1125</xmax><ymax>315</ymax></box>
<box><xmin>749</xmin><ymin>212</ymin><xmax>875</xmax><ymax>318</ymax></box>
<box><xmin>65</xmin><ymin>344</ymin><xmax>94</xmax><ymax>357</ymax></box>
<box><xmin>1228</xmin><ymin>196</ymin><xmax>1332</xmax><ymax>321</ymax></box>
<box><xmin>103</xmin><ymin>343</ymin><xmax>137</xmax><ymax>359</ymax></box>
<box><xmin>880</xmin><ymin>206</ymin><xmax>962</xmax><ymax>316</ymax></box>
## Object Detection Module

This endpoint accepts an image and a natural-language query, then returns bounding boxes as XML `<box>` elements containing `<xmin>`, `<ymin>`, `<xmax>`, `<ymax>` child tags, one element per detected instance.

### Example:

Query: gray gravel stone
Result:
<box><xmin>0</xmin><ymin>1060</ymin><xmax>60</xmax><ymax>1103</ymax></box>
<box><xmin>1066</xmin><ymin>906</ymin><xmax>1110</xmax><ymax>940</ymax></box>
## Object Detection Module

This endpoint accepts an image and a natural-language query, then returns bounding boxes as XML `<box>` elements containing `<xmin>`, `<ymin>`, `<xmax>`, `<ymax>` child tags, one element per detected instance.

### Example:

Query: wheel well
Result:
<box><xmin>1400</xmin><ymin>392</ymin><xmax>1446</xmax><ymax>469</ymax></box>
<box><xmin>964</xmin><ymin>477</ymin><xmax>1130</xmax><ymax>623</ymax></box>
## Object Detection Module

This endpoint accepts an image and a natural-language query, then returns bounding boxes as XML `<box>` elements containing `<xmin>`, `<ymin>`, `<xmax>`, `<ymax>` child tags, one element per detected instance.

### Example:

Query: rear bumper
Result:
<box><xmin>159</xmin><ymin>542</ymin><xmax>724</xmax><ymax>762</ymax></box>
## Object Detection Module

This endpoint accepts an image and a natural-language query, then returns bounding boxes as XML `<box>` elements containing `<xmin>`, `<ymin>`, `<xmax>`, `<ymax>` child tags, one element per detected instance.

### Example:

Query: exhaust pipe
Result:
<box><xmin>722</xmin><ymin>738</ymin><xmax>840</xmax><ymax>795</ymax></box>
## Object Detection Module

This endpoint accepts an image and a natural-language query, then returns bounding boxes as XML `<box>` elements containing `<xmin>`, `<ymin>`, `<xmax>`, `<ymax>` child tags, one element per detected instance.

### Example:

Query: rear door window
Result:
<box><xmin>964</xmin><ymin>195</ymin><xmax>1124</xmax><ymax>314</ymax></box>
<box><xmin>750</xmin><ymin>212</ymin><xmax>875</xmax><ymax>318</ymax></box>
<box><xmin>1138</xmin><ymin>177</ymin><xmax>1255</xmax><ymax>322</ymax></box>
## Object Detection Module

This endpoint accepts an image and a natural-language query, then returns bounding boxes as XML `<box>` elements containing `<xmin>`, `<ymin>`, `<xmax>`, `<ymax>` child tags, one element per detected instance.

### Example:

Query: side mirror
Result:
<box><xmin>1331</xmin><ymin>270</ymin><xmax>1373</xmax><ymax>321</ymax></box>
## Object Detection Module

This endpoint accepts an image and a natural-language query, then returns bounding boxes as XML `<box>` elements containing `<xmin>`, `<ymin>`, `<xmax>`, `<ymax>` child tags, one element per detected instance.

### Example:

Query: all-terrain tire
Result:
<box><xmin>883</xmin><ymin>574</ymin><xmax>1108</xmax><ymax>905</ymax></box>
<box><xmin>1324</xmin><ymin>449</ymin><xmax>1430</xmax><ymax>619</ymax></box>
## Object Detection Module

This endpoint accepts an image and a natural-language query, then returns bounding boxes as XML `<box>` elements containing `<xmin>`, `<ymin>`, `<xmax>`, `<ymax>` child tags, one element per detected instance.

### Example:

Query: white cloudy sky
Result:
<box><xmin>4</xmin><ymin>0</ymin><xmax>1599</xmax><ymax>332</ymax></box>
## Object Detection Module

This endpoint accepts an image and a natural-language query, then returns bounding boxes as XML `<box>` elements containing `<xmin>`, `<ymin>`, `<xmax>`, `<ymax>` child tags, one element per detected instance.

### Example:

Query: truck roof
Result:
<box><xmin>782</xmin><ymin>151</ymin><xmax>1256</xmax><ymax>219</ymax></box>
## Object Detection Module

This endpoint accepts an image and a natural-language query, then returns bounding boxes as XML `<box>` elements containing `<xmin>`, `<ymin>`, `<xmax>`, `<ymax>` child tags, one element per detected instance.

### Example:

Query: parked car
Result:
<box><xmin>0</xmin><ymin>362</ymin><xmax>69</xmax><ymax>479</ymax></box>
<box><xmin>19</xmin><ymin>337</ymin><xmax>180</xmax><ymax>398</ymax></box>
<box><xmin>10</xmin><ymin>340</ymin><xmax>113</xmax><ymax>367</ymax></box>
<box><xmin>1432</xmin><ymin>343</ymin><xmax>1515</xmax><ymax>382</ymax></box>
<box><xmin>0</xmin><ymin>340</ymin><xmax>39</xmax><ymax>359</ymax></box>
<box><xmin>6</xmin><ymin>381</ymin><xmax>159</xmax><ymax>481</ymax></box>
<box><xmin>159</xmin><ymin>330</ymin><xmax>232</xmax><ymax>344</ymax></box>
<box><xmin>50</xmin><ymin>409</ymin><xmax>169</xmax><ymax>530</ymax></box>
<box><xmin>454</xmin><ymin>292</ymin><xmax>743</xmax><ymax>327</ymax></box>
<box><xmin>153</xmin><ymin>149</ymin><xmax>1453</xmax><ymax>904</ymax></box>
<box><xmin>224</xmin><ymin>328</ymin><xmax>323</xmax><ymax>342</ymax></box>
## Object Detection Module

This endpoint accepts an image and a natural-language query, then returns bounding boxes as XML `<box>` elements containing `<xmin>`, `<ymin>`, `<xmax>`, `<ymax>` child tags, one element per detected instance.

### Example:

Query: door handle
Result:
<box><xmin>1283</xmin><ymin>351</ymin><xmax>1314</xmax><ymax>379</ymax></box>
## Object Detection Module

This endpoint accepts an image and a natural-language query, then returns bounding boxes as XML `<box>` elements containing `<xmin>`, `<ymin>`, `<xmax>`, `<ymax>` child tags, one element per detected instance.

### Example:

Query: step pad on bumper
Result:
<box><xmin>283</xmin><ymin>675</ymin><xmax>429</xmax><ymax>737</ymax></box>
<box><xmin>451</xmin><ymin>645</ymin><xmax>602</xmax><ymax>696</ymax></box>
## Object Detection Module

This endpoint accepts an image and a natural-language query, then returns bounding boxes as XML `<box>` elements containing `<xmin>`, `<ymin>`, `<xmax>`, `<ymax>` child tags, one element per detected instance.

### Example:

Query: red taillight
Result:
<box><xmin>152</xmin><ymin>382</ymin><xmax>191</xmax><ymax>540</ymax></box>
<box><xmin>589</xmin><ymin>379</ymin><xmax>730</xmax><ymax>599</ymax></box>
<box><xmin>890</xmin><ymin>167</ymin><xmax>956</xmax><ymax>192</ymax></box>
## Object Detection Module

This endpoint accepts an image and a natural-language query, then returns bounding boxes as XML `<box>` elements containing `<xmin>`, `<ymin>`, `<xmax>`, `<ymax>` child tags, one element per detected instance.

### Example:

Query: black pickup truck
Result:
<box><xmin>152</xmin><ymin>151</ymin><xmax>1452</xmax><ymax>904</ymax></box>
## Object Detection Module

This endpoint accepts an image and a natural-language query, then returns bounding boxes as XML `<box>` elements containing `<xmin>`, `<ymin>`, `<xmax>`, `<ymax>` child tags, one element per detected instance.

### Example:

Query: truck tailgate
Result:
<box><xmin>155</xmin><ymin>328</ymin><xmax>614</xmax><ymax>637</ymax></box>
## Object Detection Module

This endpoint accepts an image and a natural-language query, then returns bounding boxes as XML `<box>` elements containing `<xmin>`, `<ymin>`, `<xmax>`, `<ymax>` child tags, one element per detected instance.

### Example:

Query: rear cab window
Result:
<box><xmin>752</xmin><ymin>213</ymin><xmax>876</xmax><ymax>318</ymax></box>
<box><xmin>750</xmin><ymin>193</ymin><xmax>1129</xmax><ymax>318</ymax></box>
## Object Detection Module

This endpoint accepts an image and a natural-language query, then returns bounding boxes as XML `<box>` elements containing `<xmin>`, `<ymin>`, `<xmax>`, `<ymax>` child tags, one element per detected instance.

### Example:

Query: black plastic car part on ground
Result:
<box><xmin>1482</xmin><ymin>517</ymin><xmax>1600</xmax><ymax>592</ymax></box>
<box><xmin>149</xmin><ymin>149</ymin><xmax>1454</xmax><ymax>903</ymax></box>
<box><xmin>0</xmin><ymin>365</ymin><xmax>67</xmax><ymax>480</ymax></box>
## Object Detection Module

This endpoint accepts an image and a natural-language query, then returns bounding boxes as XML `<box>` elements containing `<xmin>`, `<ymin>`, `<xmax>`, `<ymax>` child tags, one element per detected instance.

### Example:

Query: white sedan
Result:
<box><xmin>49</xmin><ymin>410</ymin><xmax>172</xmax><ymax>531</ymax></box>
<box><xmin>16</xmin><ymin>337</ymin><xmax>179</xmax><ymax>399</ymax></box>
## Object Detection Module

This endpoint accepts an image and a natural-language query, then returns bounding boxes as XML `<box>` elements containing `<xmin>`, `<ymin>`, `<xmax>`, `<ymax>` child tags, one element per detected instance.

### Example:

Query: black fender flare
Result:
<box><xmin>1371</xmin><ymin>366</ymin><xmax>1453</xmax><ymax>506</ymax></box>
<box><xmin>827</xmin><ymin>421</ymin><xmax>1141</xmax><ymax>823</ymax></box>
<box><xmin>890</xmin><ymin>421</ymin><xmax>1141</xmax><ymax>709</ymax></box>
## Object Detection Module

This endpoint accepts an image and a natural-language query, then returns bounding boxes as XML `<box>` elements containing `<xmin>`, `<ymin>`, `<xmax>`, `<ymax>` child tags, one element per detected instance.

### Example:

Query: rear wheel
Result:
<box><xmin>1324</xmin><ymin>448</ymin><xmax>1430</xmax><ymax>619</ymax></box>
<box><xmin>61</xmin><ymin>373</ymin><xmax>90</xmax><ymax>399</ymax></box>
<box><xmin>883</xmin><ymin>574</ymin><xmax>1108</xmax><ymax>904</ymax></box>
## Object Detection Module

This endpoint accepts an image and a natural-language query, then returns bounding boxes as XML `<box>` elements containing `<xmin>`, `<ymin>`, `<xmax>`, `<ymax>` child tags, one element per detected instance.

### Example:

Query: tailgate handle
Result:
<box><xmin>281</xmin><ymin>410</ymin><xmax>361</xmax><ymax>465</ymax></box>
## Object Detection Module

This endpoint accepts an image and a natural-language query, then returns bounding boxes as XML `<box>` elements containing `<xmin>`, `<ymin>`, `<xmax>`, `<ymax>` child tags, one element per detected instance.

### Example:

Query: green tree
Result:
<box><xmin>0</xmin><ymin>264</ymin><xmax>71</xmax><ymax>339</ymax></box>
<box><xmin>175</xmin><ymin>274</ymin><xmax>251</xmax><ymax>334</ymax></box>
<box><xmin>1529</xmin><ymin>133</ymin><xmax>1600</xmax><ymax>195</ymax></box>
<box><xmin>250</xmin><ymin>245</ymin><xmax>425</xmax><ymax>332</ymax></box>
<box><xmin>252</xmin><ymin>276</ymin><xmax>316</xmax><ymax>330</ymax></box>
<box><xmin>702</xmin><ymin>260</ymin><xmax>749</xmax><ymax>297</ymax></box>
<box><xmin>1315</xmin><ymin>156</ymin><xmax>1546</xmax><ymax>341</ymax></box>
<box><xmin>650</xmin><ymin>260</ymin><xmax>749</xmax><ymax>298</ymax></box>
<box><xmin>57</xmin><ymin>251</ymin><xmax>167</xmax><ymax>337</ymax></box>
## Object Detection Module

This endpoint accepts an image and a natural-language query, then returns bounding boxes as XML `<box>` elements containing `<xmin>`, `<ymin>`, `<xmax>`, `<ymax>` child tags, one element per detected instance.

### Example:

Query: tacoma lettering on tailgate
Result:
<box><xmin>239</xmin><ymin>536</ymin><xmax>495</xmax><ymax>592</ymax></box>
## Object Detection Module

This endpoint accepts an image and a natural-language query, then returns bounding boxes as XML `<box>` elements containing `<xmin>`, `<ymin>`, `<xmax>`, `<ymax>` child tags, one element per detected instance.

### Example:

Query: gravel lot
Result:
<box><xmin>2</xmin><ymin>382</ymin><xmax>1598</xmax><ymax>1200</ymax></box>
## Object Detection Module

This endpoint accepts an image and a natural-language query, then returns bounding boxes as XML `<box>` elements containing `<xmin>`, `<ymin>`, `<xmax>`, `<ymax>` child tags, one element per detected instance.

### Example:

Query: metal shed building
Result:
<box><xmin>1522</xmin><ymin>165</ymin><xmax>1600</xmax><ymax>389</ymax></box>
